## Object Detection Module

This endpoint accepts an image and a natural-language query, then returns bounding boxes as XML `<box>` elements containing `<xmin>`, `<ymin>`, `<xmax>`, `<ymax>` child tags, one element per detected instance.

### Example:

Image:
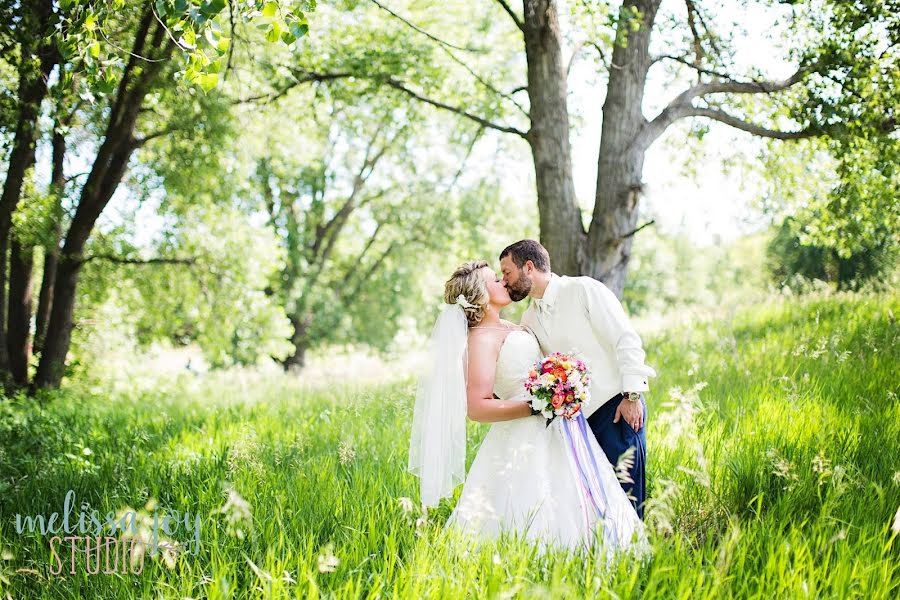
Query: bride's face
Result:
<box><xmin>481</xmin><ymin>267</ymin><xmax>511</xmax><ymax>307</ymax></box>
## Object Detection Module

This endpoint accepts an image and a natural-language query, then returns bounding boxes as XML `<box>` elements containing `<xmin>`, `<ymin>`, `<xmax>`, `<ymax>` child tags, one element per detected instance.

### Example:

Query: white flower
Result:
<box><xmin>541</xmin><ymin>410</ymin><xmax>553</xmax><ymax>419</ymax></box>
<box><xmin>157</xmin><ymin>540</ymin><xmax>180</xmax><ymax>570</ymax></box>
<box><xmin>455</xmin><ymin>294</ymin><xmax>476</xmax><ymax>309</ymax></box>
<box><xmin>893</xmin><ymin>506</ymin><xmax>900</xmax><ymax>534</ymax></box>
<box><xmin>415</xmin><ymin>516</ymin><xmax>428</xmax><ymax>536</ymax></box>
<box><xmin>317</xmin><ymin>544</ymin><xmax>339</xmax><ymax>573</ymax></box>
<box><xmin>530</xmin><ymin>398</ymin><xmax>544</xmax><ymax>411</ymax></box>
<box><xmin>214</xmin><ymin>488</ymin><xmax>253</xmax><ymax>540</ymax></box>
<box><xmin>398</xmin><ymin>497</ymin><xmax>414</xmax><ymax>513</ymax></box>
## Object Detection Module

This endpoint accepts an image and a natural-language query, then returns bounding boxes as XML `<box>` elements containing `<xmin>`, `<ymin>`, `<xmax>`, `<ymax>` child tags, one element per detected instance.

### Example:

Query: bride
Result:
<box><xmin>408</xmin><ymin>260</ymin><xmax>647</xmax><ymax>553</ymax></box>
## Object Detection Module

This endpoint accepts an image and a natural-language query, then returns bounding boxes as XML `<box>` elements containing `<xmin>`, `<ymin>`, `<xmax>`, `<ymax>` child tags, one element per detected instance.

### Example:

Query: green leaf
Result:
<box><xmin>265</xmin><ymin>21</ymin><xmax>282</xmax><ymax>43</ymax></box>
<box><xmin>200</xmin><ymin>0</ymin><xmax>226</xmax><ymax>17</ymax></box>
<box><xmin>89</xmin><ymin>41</ymin><xmax>100</xmax><ymax>58</ymax></box>
<box><xmin>262</xmin><ymin>2</ymin><xmax>278</xmax><ymax>18</ymax></box>
<box><xmin>198</xmin><ymin>72</ymin><xmax>219</xmax><ymax>92</ymax></box>
<box><xmin>207</xmin><ymin>57</ymin><xmax>223</xmax><ymax>74</ymax></box>
<box><xmin>182</xmin><ymin>28</ymin><xmax>197</xmax><ymax>49</ymax></box>
<box><xmin>290</xmin><ymin>22</ymin><xmax>309</xmax><ymax>40</ymax></box>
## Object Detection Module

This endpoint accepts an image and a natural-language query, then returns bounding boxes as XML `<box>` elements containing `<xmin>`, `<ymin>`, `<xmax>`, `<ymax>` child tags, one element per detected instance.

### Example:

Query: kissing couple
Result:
<box><xmin>408</xmin><ymin>239</ymin><xmax>656</xmax><ymax>554</ymax></box>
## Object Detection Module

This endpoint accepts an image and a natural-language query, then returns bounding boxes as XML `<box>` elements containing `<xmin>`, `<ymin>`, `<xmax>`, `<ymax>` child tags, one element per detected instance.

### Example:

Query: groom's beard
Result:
<box><xmin>506</xmin><ymin>277</ymin><xmax>532</xmax><ymax>302</ymax></box>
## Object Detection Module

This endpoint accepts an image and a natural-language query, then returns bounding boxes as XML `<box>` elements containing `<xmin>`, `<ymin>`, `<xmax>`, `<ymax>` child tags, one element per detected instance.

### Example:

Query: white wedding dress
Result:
<box><xmin>446</xmin><ymin>329</ymin><xmax>648</xmax><ymax>554</ymax></box>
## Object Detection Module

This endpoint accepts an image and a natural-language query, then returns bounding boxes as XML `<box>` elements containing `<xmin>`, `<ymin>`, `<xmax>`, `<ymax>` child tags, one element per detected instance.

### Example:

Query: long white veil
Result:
<box><xmin>407</xmin><ymin>301</ymin><xmax>469</xmax><ymax>508</ymax></box>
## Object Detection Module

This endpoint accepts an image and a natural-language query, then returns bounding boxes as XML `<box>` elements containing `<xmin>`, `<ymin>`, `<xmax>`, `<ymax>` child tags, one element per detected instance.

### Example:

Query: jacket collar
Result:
<box><xmin>533</xmin><ymin>273</ymin><xmax>559</xmax><ymax>309</ymax></box>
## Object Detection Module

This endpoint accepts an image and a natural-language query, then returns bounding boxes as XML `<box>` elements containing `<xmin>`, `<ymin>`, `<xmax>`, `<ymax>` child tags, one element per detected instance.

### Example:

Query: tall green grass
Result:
<box><xmin>0</xmin><ymin>291</ymin><xmax>898</xmax><ymax>598</ymax></box>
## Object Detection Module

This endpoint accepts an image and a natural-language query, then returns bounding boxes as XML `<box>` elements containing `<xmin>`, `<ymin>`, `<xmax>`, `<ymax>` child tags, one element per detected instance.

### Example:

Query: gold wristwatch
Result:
<box><xmin>623</xmin><ymin>391</ymin><xmax>641</xmax><ymax>402</ymax></box>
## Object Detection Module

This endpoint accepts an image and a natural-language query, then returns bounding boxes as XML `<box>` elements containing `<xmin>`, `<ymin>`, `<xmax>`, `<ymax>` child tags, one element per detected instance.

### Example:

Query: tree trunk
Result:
<box><xmin>34</xmin><ymin>10</ymin><xmax>171</xmax><ymax>390</ymax></box>
<box><xmin>34</xmin><ymin>121</ymin><xmax>66</xmax><ymax>354</ymax></box>
<box><xmin>0</xmin><ymin>0</ymin><xmax>57</xmax><ymax>382</ymax></box>
<box><xmin>584</xmin><ymin>0</ymin><xmax>661</xmax><ymax>298</ymax></box>
<box><xmin>522</xmin><ymin>0</ymin><xmax>585</xmax><ymax>276</ymax></box>
<box><xmin>0</xmin><ymin>235</ymin><xmax>9</xmax><ymax>385</ymax></box>
<box><xmin>7</xmin><ymin>239</ymin><xmax>34</xmax><ymax>386</ymax></box>
<box><xmin>282</xmin><ymin>315</ymin><xmax>310</xmax><ymax>372</ymax></box>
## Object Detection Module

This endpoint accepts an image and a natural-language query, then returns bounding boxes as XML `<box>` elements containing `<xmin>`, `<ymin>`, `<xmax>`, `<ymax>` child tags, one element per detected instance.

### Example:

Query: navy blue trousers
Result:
<box><xmin>586</xmin><ymin>393</ymin><xmax>647</xmax><ymax>520</ymax></box>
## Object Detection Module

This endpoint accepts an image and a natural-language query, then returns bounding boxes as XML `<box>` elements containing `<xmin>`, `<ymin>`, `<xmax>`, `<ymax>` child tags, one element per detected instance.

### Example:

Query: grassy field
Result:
<box><xmin>0</xmin><ymin>291</ymin><xmax>898</xmax><ymax>599</ymax></box>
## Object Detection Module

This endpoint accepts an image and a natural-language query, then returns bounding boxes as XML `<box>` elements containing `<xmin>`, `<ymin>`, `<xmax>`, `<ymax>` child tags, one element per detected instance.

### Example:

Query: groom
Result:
<box><xmin>499</xmin><ymin>239</ymin><xmax>656</xmax><ymax>519</ymax></box>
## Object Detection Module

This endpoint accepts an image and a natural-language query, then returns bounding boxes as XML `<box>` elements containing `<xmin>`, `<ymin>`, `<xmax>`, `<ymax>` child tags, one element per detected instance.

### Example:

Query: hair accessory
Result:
<box><xmin>455</xmin><ymin>294</ymin><xmax>476</xmax><ymax>309</ymax></box>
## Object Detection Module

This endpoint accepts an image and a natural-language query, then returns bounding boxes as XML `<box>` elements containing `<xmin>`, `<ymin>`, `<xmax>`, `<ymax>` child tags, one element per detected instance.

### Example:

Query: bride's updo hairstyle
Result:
<box><xmin>444</xmin><ymin>260</ymin><xmax>490</xmax><ymax>327</ymax></box>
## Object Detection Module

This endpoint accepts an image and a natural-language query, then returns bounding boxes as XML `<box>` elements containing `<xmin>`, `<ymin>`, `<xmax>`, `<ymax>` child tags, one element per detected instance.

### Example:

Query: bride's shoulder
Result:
<box><xmin>499</xmin><ymin>319</ymin><xmax>528</xmax><ymax>332</ymax></box>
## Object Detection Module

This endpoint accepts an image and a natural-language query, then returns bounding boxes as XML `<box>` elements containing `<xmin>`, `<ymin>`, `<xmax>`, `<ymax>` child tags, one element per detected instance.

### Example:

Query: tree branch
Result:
<box><xmin>224</xmin><ymin>0</ymin><xmax>236</xmax><ymax>80</ymax></box>
<box><xmin>342</xmin><ymin>241</ymin><xmax>397</xmax><ymax>303</ymax></box>
<box><xmin>494</xmin><ymin>0</ymin><xmax>524</xmax><ymax>32</ymax></box>
<box><xmin>652</xmin><ymin>54</ymin><xmax>747</xmax><ymax>82</ymax></box>
<box><xmin>685</xmin><ymin>0</ymin><xmax>722</xmax><ymax>60</ymax></box>
<box><xmin>131</xmin><ymin>122</ymin><xmax>185</xmax><ymax>147</ymax></box>
<box><xmin>368</xmin><ymin>0</ymin><xmax>483</xmax><ymax>53</ymax></box>
<box><xmin>684</xmin><ymin>67</ymin><xmax>807</xmax><ymax>99</ymax></box>
<box><xmin>680</xmin><ymin>106</ymin><xmax>817</xmax><ymax>139</ymax></box>
<box><xmin>233</xmin><ymin>69</ymin><xmax>356</xmax><ymax>105</ymax></box>
<box><xmin>383</xmin><ymin>77</ymin><xmax>529</xmax><ymax>138</ymax></box>
<box><xmin>78</xmin><ymin>254</ymin><xmax>197</xmax><ymax>266</ymax></box>
<box><xmin>621</xmin><ymin>220</ymin><xmax>655</xmax><ymax>240</ymax></box>
<box><xmin>368</xmin><ymin>0</ymin><xmax>528</xmax><ymax>117</ymax></box>
<box><xmin>640</xmin><ymin>104</ymin><xmax>815</xmax><ymax>149</ymax></box>
<box><xmin>314</xmin><ymin>125</ymin><xmax>393</xmax><ymax>263</ymax></box>
<box><xmin>684</xmin><ymin>0</ymin><xmax>706</xmax><ymax>73</ymax></box>
<box><xmin>234</xmin><ymin>66</ymin><xmax>528</xmax><ymax>137</ymax></box>
<box><xmin>634</xmin><ymin>66</ymin><xmax>811</xmax><ymax>149</ymax></box>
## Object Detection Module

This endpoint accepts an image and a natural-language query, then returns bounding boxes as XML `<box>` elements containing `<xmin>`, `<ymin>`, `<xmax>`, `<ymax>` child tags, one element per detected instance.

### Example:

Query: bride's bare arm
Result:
<box><xmin>465</xmin><ymin>334</ymin><xmax>533</xmax><ymax>423</ymax></box>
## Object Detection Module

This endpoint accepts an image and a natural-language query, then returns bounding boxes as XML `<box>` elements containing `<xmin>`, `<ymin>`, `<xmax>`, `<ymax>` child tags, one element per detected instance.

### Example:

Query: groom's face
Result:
<box><xmin>499</xmin><ymin>255</ymin><xmax>533</xmax><ymax>302</ymax></box>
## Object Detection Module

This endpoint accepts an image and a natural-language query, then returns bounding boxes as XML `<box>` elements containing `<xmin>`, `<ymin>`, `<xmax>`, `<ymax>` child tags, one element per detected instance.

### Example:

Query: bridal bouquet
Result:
<box><xmin>524</xmin><ymin>352</ymin><xmax>591</xmax><ymax>423</ymax></box>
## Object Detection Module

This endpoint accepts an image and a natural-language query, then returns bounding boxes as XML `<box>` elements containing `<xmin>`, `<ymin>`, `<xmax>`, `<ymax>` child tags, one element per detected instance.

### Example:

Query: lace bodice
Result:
<box><xmin>493</xmin><ymin>330</ymin><xmax>543</xmax><ymax>401</ymax></box>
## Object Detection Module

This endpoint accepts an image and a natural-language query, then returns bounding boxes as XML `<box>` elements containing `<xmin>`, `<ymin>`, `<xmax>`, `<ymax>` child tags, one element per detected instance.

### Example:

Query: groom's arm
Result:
<box><xmin>580</xmin><ymin>278</ymin><xmax>656</xmax><ymax>392</ymax></box>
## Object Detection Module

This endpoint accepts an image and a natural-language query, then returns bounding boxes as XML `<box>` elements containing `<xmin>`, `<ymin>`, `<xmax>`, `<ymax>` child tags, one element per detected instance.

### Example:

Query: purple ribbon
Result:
<box><xmin>561</xmin><ymin>412</ymin><xmax>621</xmax><ymax>548</ymax></box>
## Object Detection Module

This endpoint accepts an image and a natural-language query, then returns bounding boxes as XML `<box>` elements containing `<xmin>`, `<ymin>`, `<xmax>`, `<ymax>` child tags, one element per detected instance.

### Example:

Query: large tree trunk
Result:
<box><xmin>584</xmin><ymin>0</ymin><xmax>661</xmax><ymax>298</ymax></box>
<box><xmin>34</xmin><ymin>121</ymin><xmax>66</xmax><ymax>354</ymax></box>
<box><xmin>0</xmin><ymin>0</ymin><xmax>57</xmax><ymax>382</ymax></box>
<box><xmin>6</xmin><ymin>240</ymin><xmax>34</xmax><ymax>386</ymax></box>
<box><xmin>34</xmin><ymin>10</ymin><xmax>171</xmax><ymax>390</ymax></box>
<box><xmin>522</xmin><ymin>0</ymin><xmax>585</xmax><ymax>276</ymax></box>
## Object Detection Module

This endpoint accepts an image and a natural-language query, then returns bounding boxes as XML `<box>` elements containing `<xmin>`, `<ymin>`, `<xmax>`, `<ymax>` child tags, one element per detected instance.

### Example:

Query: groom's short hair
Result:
<box><xmin>500</xmin><ymin>240</ymin><xmax>551</xmax><ymax>273</ymax></box>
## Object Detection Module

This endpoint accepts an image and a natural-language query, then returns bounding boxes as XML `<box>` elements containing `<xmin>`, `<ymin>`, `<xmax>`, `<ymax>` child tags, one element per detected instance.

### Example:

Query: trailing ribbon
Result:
<box><xmin>560</xmin><ymin>412</ymin><xmax>621</xmax><ymax>549</ymax></box>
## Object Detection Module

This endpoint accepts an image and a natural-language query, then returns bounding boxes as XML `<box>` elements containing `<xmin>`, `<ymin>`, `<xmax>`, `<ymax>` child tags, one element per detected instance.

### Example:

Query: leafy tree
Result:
<box><xmin>246</xmin><ymin>81</ymin><xmax>490</xmax><ymax>368</ymax></box>
<box><xmin>267</xmin><ymin>0</ymin><xmax>897</xmax><ymax>298</ymax></box>
<box><xmin>0</xmin><ymin>0</ymin><xmax>315</xmax><ymax>389</ymax></box>
<box><xmin>767</xmin><ymin>216</ymin><xmax>897</xmax><ymax>291</ymax></box>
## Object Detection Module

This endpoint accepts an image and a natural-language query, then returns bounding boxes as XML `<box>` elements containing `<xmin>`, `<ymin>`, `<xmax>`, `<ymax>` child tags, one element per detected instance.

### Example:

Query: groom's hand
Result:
<box><xmin>613</xmin><ymin>395</ymin><xmax>644</xmax><ymax>432</ymax></box>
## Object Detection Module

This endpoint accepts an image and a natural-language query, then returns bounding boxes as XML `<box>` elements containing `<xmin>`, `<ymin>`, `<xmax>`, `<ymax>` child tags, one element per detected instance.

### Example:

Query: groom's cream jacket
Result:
<box><xmin>520</xmin><ymin>273</ymin><xmax>657</xmax><ymax>419</ymax></box>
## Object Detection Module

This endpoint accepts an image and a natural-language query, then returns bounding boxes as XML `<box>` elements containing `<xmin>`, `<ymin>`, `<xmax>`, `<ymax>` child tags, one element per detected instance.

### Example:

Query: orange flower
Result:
<box><xmin>551</xmin><ymin>394</ymin><xmax>565</xmax><ymax>408</ymax></box>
